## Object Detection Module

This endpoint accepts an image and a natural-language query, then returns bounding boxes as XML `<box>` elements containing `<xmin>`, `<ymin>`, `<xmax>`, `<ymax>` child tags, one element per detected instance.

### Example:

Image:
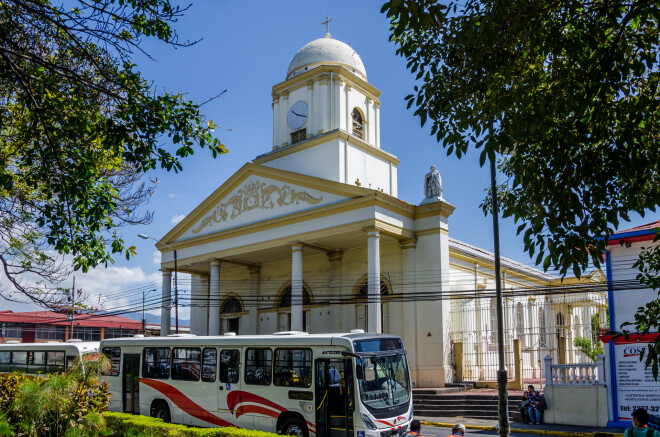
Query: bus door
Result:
<box><xmin>218</xmin><ymin>349</ymin><xmax>245</xmax><ymax>428</ymax></box>
<box><xmin>122</xmin><ymin>354</ymin><xmax>140</xmax><ymax>414</ymax></box>
<box><xmin>315</xmin><ymin>358</ymin><xmax>354</xmax><ymax>437</ymax></box>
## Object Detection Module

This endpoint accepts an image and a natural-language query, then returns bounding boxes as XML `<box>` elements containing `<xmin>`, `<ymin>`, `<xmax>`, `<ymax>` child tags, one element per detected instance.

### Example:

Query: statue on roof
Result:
<box><xmin>424</xmin><ymin>165</ymin><xmax>443</xmax><ymax>201</ymax></box>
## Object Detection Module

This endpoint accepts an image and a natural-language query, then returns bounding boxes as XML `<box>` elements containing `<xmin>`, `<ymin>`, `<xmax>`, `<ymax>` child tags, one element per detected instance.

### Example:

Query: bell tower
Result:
<box><xmin>253</xmin><ymin>32</ymin><xmax>399</xmax><ymax>197</ymax></box>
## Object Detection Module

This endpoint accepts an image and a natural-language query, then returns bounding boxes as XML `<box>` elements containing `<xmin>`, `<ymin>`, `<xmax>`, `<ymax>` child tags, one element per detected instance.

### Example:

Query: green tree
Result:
<box><xmin>382</xmin><ymin>0</ymin><xmax>660</xmax><ymax>374</ymax></box>
<box><xmin>0</xmin><ymin>0</ymin><xmax>226</xmax><ymax>306</ymax></box>
<box><xmin>573</xmin><ymin>313</ymin><xmax>605</xmax><ymax>362</ymax></box>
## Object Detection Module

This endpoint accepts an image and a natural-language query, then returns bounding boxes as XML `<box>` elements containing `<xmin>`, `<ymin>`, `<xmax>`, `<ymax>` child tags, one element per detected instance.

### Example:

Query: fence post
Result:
<box><xmin>544</xmin><ymin>355</ymin><xmax>553</xmax><ymax>386</ymax></box>
<box><xmin>455</xmin><ymin>342</ymin><xmax>464</xmax><ymax>382</ymax></box>
<box><xmin>597</xmin><ymin>353</ymin><xmax>605</xmax><ymax>385</ymax></box>
<box><xmin>513</xmin><ymin>339</ymin><xmax>523</xmax><ymax>389</ymax></box>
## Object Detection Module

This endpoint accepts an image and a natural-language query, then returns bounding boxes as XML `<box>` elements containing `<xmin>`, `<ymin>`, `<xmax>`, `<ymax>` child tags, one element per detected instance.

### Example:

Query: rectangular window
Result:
<box><xmin>2</xmin><ymin>323</ymin><xmax>23</xmax><ymax>338</ymax></box>
<box><xmin>46</xmin><ymin>351</ymin><xmax>65</xmax><ymax>373</ymax></box>
<box><xmin>219</xmin><ymin>349</ymin><xmax>239</xmax><ymax>383</ymax></box>
<box><xmin>27</xmin><ymin>351</ymin><xmax>46</xmax><ymax>374</ymax></box>
<box><xmin>143</xmin><ymin>347</ymin><xmax>171</xmax><ymax>379</ymax></box>
<box><xmin>12</xmin><ymin>351</ymin><xmax>28</xmax><ymax>372</ymax></box>
<box><xmin>245</xmin><ymin>348</ymin><xmax>272</xmax><ymax>386</ymax></box>
<box><xmin>291</xmin><ymin>128</ymin><xmax>306</xmax><ymax>145</ymax></box>
<box><xmin>172</xmin><ymin>348</ymin><xmax>201</xmax><ymax>381</ymax></box>
<box><xmin>274</xmin><ymin>348</ymin><xmax>312</xmax><ymax>388</ymax></box>
<box><xmin>202</xmin><ymin>348</ymin><xmax>217</xmax><ymax>383</ymax></box>
<box><xmin>102</xmin><ymin>347</ymin><xmax>121</xmax><ymax>376</ymax></box>
<box><xmin>72</xmin><ymin>327</ymin><xmax>100</xmax><ymax>341</ymax></box>
<box><xmin>35</xmin><ymin>325</ymin><xmax>65</xmax><ymax>340</ymax></box>
<box><xmin>0</xmin><ymin>351</ymin><xmax>10</xmax><ymax>372</ymax></box>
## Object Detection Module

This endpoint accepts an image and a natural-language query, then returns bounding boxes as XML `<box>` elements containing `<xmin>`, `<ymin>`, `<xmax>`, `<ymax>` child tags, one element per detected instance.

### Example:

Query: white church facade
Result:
<box><xmin>156</xmin><ymin>34</ymin><xmax>606</xmax><ymax>387</ymax></box>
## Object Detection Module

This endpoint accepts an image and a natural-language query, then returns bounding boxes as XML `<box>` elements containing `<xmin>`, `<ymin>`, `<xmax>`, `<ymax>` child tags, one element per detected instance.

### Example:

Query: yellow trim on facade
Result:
<box><xmin>160</xmin><ymin>163</ymin><xmax>383</xmax><ymax>245</ymax></box>
<box><xmin>449</xmin><ymin>250</ymin><xmax>550</xmax><ymax>286</ymax></box>
<box><xmin>274</xmin><ymin>65</ymin><xmax>381</xmax><ymax>101</ymax></box>
<box><xmin>253</xmin><ymin>129</ymin><xmax>400</xmax><ymax>167</ymax></box>
<box><xmin>416</xmin><ymin>227</ymin><xmax>449</xmax><ymax>237</ymax></box>
<box><xmin>414</xmin><ymin>201</ymin><xmax>456</xmax><ymax>219</ymax></box>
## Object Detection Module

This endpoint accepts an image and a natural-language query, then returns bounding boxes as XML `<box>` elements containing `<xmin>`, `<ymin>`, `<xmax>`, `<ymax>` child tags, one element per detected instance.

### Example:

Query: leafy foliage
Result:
<box><xmin>103</xmin><ymin>411</ymin><xmax>280</xmax><ymax>436</ymax></box>
<box><xmin>573</xmin><ymin>313</ymin><xmax>606</xmax><ymax>362</ymax></box>
<box><xmin>382</xmin><ymin>0</ymin><xmax>660</xmax><ymax>278</ymax></box>
<box><xmin>0</xmin><ymin>354</ymin><xmax>112</xmax><ymax>436</ymax></box>
<box><xmin>382</xmin><ymin>0</ymin><xmax>660</xmax><ymax>375</ymax></box>
<box><xmin>0</xmin><ymin>0</ymin><xmax>226</xmax><ymax>306</ymax></box>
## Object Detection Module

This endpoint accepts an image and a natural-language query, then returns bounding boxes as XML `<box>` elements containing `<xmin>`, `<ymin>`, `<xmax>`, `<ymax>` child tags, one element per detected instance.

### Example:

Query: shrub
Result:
<box><xmin>103</xmin><ymin>412</ymin><xmax>280</xmax><ymax>437</ymax></box>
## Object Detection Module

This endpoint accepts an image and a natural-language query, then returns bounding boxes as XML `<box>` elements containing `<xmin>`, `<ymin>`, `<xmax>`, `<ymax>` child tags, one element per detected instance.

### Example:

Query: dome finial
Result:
<box><xmin>322</xmin><ymin>15</ymin><xmax>332</xmax><ymax>38</ymax></box>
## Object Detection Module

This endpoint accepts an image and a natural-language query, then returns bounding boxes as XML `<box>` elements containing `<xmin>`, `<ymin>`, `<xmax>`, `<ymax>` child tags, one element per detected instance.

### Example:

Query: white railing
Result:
<box><xmin>544</xmin><ymin>354</ymin><xmax>605</xmax><ymax>386</ymax></box>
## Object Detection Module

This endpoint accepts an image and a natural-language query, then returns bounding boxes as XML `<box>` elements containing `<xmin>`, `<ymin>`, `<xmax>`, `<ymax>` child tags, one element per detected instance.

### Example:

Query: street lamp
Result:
<box><xmin>139</xmin><ymin>233</ymin><xmax>179</xmax><ymax>334</ymax></box>
<box><xmin>490</xmin><ymin>156</ymin><xmax>509</xmax><ymax>437</ymax></box>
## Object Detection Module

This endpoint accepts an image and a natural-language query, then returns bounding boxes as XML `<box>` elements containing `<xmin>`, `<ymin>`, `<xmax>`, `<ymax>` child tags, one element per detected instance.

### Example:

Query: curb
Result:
<box><xmin>420</xmin><ymin>421</ymin><xmax>624</xmax><ymax>437</ymax></box>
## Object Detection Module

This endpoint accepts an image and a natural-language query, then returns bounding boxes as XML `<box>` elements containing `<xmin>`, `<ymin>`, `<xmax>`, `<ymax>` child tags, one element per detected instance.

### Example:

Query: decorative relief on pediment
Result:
<box><xmin>191</xmin><ymin>181</ymin><xmax>323</xmax><ymax>234</ymax></box>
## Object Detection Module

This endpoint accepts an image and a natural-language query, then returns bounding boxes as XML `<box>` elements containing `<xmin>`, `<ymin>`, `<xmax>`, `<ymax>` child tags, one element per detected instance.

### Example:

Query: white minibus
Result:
<box><xmin>100</xmin><ymin>331</ymin><xmax>412</xmax><ymax>436</ymax></box>
<box><xmin>0</xmin><ymin>340</ymin><xmax>100</xmax><ymax>375</ymax></box>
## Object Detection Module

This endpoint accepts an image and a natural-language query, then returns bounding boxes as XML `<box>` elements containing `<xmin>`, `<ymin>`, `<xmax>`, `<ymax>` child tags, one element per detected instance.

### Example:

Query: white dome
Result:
<box><xmin>287</xmin><ymin>35</ymin><xmax>367</xmax><ymax>80</ymax></box>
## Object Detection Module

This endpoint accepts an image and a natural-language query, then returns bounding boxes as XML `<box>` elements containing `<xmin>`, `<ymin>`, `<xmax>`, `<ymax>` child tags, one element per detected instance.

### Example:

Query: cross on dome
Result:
<box><xmin>322</xmin><ymin>15</ymin><xmax>332</xmax><ymax>38</ymax></box>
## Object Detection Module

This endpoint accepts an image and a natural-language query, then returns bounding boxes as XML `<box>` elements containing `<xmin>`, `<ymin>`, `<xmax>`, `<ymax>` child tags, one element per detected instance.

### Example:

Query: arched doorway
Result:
<box><xmin>354</xmin><ymin>276</ymin><xmax>392</xmax><ymax>332</ymax></box>
<box><xmin>220</xmin><ymin>295</ymin><xmax>244</xmax><ymax>335</ymax></box>
<box><xmin>277</xmin><ymin>282</ymin><xmax>313</xmax><ymax>332</ymax></box>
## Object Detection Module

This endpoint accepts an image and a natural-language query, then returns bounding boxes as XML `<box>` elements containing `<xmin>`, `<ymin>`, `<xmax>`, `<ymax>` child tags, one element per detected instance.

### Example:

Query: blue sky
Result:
<box><xmin>4</xmin><ymin>1</ymin><xmax>653</xmax><ymax>317</ymax></box>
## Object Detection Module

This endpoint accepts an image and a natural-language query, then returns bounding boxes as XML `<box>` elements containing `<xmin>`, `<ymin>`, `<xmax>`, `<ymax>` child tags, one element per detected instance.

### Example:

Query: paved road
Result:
<box><xmin>420</xmin><ymin>427</ymin><xmax>533</xmax><ymax>437</ymax></box>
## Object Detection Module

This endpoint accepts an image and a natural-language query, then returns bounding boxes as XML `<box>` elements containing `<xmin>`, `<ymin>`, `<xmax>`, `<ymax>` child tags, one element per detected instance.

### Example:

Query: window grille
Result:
<box><xmin>221</xmin><ymin>296</ymin><xmax>243</xmax><ymax>314</ymax></box>
<box><xmin>352</xmin><ymin>108</ymin><xmax>363</xmax><ymax>139</ymax></box>
<box><xmin>291</xmin><ymin>128</ymin><xmax>306</xmax><ymax>145</ymax></box>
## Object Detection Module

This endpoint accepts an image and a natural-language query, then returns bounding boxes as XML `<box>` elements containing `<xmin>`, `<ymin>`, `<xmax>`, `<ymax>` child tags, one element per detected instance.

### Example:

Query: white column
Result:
<box><xmin>280</xmin><ymin>95</ymin><xmax>288</xmax><ymax>146</ymax></box>
<box><xmin>291</xmin><ymin>244</ymin><xmax>304</xmax><ymax>332</ymax></box>
<box><xmin>374</xmin><ymin>102</ymin><xmax>381</xmax><ymax>148</ymax></box>
<box><xmin>190</xmin><ymin>274</ymin><xmax>202</xmax><ymax>335</ymax></box>
<box><xmin>247</xmin><ymin>266</ymin><xmax>260</xmax><ymax>335</ymax></box>
<box><xmin>328</xmin><ymin>252</ymin><xmax>343</xmax><ymax>332</ymax></box>
<box><xmin>160</xmin><ymin>270</ymin><xmax>172</xmax><ymax>336</ymax></box>
<box><xmin>201</xmin><ymin>275</ymin><xmax>209</xmax><ymax>335</ymax></box>
<box><xmin>272</xmin><ymin>97</ymin><xmax>279</xmax><ymax>149</ymax></box>
<box><xmin>306</xmin><ymin>83</ymin><xmax>313</xmax><ymax>138</ymax></box>
<box><xmin>401</xmin><ymin>239</ymin><xmax>418</xmax><ymax>381</ymax></box>
<box><xmin>208</xmin><ymin>260</ymin><xmax>221</xmax><ymax>336</ymax></box>
<box><xmin>367</xmin><ymin>229</ymin><xmax>382</xmax><ymax>333</ymax></box>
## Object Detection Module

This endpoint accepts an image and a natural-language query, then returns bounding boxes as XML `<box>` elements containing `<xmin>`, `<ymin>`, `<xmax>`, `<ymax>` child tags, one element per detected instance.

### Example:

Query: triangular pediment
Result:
<box><xmin>164</xmin><ymin>163</ymin><xmax>375</xmax><ymax>243</ymax></box>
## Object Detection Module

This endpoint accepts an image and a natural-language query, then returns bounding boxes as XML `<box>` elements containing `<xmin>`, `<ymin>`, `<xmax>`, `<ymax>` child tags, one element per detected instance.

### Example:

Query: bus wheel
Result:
<box><xmin>282</xmin><ymin>417</ymin><xmax>308</xmax><ymax>437</ymax></box>
<box><xmin>151</xmin><ymin>401</ymin><xmax>171</xmax><ymax>423</ymax></box>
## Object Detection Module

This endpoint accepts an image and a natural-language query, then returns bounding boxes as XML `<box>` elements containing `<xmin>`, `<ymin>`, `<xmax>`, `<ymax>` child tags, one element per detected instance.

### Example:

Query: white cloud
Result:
<box><xmin>170</xmin><ymin>214</ymin><xmax>186</xmax><ymax>225</ymax></box>
<box><xmin>152</xmin><ymin>250</ymin><xmax>161</xmax><ymax>265</ymax></box>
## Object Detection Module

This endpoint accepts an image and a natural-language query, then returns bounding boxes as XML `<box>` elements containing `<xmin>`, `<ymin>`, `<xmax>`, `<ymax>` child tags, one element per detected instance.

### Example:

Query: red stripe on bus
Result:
<box><xmin>227</xmin><ymin>390</ymin><xmax>286</xmax><ymax>414</ymax></box>
<box><xmin>140</xmin><ymin>378</ymin><xmax>238</xmax><ymax>428</ymax></box>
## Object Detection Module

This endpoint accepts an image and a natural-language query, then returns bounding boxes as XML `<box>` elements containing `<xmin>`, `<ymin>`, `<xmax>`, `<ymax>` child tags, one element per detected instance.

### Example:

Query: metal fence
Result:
<box><xmin>450</xmin><ymin>292</ymin><xmax>608</xmax><ymax>384</ymax></box>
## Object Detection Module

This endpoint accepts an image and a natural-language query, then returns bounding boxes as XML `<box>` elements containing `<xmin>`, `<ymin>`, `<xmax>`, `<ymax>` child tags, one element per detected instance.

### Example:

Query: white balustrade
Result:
<box><xmin>544</xmin><ymin>354</ymin><xmax>606</xmax><ymax>386</ymax></box>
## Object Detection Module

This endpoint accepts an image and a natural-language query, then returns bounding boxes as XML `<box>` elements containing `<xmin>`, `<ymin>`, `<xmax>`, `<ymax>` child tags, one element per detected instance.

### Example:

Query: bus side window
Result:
<box><xmin>245</xmin><ymin>348</ymin><xmax>271</xmax><ymax>386</ymax></box>
<box><xmin>46</xmin><ymin>351</ymin><xmax>65</xmax><ymax>373</ymax></box>
<box><xmin>172</xmin><ymin>348</ymin><xmax>201</xmax><ymax>381</ymax></box>
<box><xmin>102</xmin><ymin>347</ymin><xmax>121</xmax><ymax>376</ymax></box>
<box><xmin>219</xmin><ymin>349</ymin><xmax>239</xmax><ymax>383</ymax></box>
<box><xmin>143</xmin><ymin>347</ymin><xmax>171</xmax><ymax>379</ymax></box>
<box><xmin>202</xmin><ymin>348</ymin><xmax>217</xmax><ymax>382</ymax></box>
<box><xmin>0</xmin><ymin>351</ymin><xmax>10</xmax><ymax>372</ymax></box>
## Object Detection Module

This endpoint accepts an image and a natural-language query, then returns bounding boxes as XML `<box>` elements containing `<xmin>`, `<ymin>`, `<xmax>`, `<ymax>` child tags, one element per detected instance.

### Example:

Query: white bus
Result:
<box><xmin>0</xmin><ymin>340</ymin><xmax>100</xmax><ymax>375</ymax></box>
<box><xmin>100</xmin><ymin>332</ymin><xmax>412</xmax><ymax>436</ymax></box>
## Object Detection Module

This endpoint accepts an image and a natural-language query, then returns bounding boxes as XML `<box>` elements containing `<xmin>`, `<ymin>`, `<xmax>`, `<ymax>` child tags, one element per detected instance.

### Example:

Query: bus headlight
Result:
<box><xmin>361</xmin><ymin>413</ymin><xmax>377</xmax><ymax>430</ymax></box>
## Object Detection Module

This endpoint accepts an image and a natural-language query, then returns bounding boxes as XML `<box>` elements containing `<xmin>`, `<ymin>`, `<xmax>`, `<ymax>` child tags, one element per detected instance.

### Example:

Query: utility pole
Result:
<box><xmin>142</xmin><ymin>289</ymin><xmax>146</xmax><ymax>335</ymax></box>
<box><xmin>69</xmin><ymin>276</ymin><xmax>75</xmax><ymax>339</ymax></box>
<box><xmin>491</xmin><ymin>157</ymin><xmax>510</xmax><ymax>437</ymax></box>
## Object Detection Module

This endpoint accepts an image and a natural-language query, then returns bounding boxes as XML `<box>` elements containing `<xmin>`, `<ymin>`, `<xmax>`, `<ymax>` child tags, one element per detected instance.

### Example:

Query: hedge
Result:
<box><xmin>103</xmin><ymin>412</ymin><xmax>280</xmax><ymax>436</ymax></box>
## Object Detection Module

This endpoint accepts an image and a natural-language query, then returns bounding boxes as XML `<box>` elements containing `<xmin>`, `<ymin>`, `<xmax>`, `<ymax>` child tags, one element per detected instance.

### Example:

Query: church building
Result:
<box><xmin>156</xmin><ymin>33</ymin><xmax>605</xmax><ymax>387</ymax></box>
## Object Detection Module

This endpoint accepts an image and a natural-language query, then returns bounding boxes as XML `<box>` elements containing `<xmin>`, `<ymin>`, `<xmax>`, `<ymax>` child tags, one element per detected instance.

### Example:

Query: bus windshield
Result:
<box><xmin>357</xmin><ymin>353</ymin><xmax>410</xmax><ymax>410</ymax></box>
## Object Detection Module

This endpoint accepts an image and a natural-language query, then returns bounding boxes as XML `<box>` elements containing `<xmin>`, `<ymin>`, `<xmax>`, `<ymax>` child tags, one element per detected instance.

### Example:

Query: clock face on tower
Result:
<box><xmin>287</xmin><ymin>100</ymin><xmax>308</xmax><ymax>130</ymax></box>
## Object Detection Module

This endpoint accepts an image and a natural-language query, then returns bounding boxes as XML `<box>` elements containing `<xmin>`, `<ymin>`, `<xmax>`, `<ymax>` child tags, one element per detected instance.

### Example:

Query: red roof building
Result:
<box><xmin>0</xmin><ymin>310</ymin><xmax>144</xmax><ymax>343</ymax></box>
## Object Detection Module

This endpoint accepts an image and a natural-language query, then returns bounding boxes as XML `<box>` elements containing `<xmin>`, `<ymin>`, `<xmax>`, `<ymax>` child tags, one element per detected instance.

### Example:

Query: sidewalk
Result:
<box><xmin>416</xmin><ymin>416</ymin><xmax>625</xmax><ymax>437</ymax></box>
